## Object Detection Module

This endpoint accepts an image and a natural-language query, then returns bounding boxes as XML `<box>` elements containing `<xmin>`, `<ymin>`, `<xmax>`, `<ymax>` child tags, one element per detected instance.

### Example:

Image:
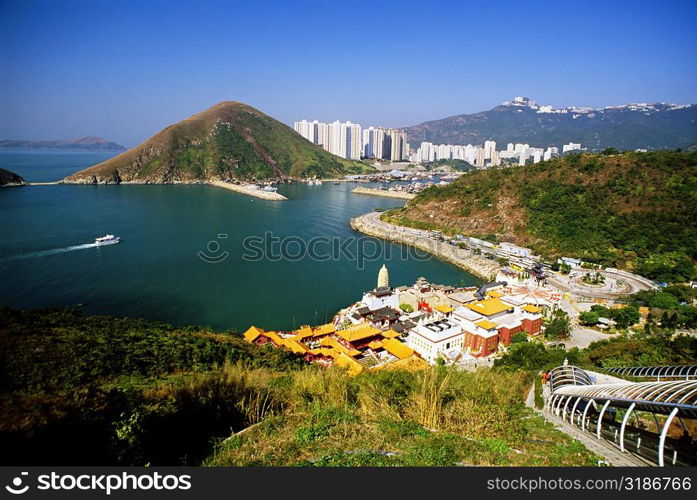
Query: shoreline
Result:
<box><xmin>350</xmin><ymin>211</ymin><xmax>499</xmax><ymax>280</ymax></box>
<box><xmin>351</xmin><ymin>186</ymin><xmax>416</xmax><ymax>200</ymax></box>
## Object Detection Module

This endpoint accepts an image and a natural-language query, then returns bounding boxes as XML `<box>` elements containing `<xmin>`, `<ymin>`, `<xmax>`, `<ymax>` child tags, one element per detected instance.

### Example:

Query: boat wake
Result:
<box><xmin>3</xmin><ymin>242</ymin><xmax>102</xmax><ymax>261</ymax></box>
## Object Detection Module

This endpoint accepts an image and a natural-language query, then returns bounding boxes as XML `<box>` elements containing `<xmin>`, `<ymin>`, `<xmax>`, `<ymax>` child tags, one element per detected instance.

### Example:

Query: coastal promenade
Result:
<box><xmin>351</xmin><ymin>186</ymin><xmax>416</xmax><ymax>200</ymax></box>
<box><xmin>350</xmin><ymin>211</ymin><xmax>499</xmax><ymax>280</ymax></box>
<box><xmin>209</xmin><ymin>181</ymin><xmax>288</xmax><ymax>200</ymax></box>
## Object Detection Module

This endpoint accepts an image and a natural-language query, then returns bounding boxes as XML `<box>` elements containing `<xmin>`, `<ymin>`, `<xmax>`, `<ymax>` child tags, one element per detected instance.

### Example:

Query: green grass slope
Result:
<box><xmin>63</xmin><ymin>101</ymin><xmax>370</xmax><ymax>183</ymax></box>
<box><xmin>384</xmin><ymin>151</ymin><xmax>697</xmax><ymax>282</ymax></box>
<box><xmin>0</xmin><ymin>308</ymin><xmax>598</xmax><ymax>466</ymax></box>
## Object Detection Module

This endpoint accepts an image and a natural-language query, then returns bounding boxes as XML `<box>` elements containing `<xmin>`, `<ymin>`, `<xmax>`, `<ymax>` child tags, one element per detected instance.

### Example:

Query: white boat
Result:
<box><xmin>94</xmin><ymin>234</ymin><xmax>120</xmax><ymax>246</ymax></box>
<box><xmin>262</xmin><ymin>185</ymin><xmax>278</xmax><ymax>192</ymax></box>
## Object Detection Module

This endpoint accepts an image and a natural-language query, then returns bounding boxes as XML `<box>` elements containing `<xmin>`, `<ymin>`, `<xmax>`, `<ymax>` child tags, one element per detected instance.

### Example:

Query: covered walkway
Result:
<box><xmin>544</xmin><ymin>365</ymin><xmax>697</xmax><ymax>466</ymax></box>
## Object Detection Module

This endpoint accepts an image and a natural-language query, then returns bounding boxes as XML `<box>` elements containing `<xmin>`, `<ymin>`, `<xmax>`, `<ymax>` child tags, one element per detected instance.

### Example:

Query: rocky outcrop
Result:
<box><xmin>0</xmin><ymin>168</ymin><xmax>25</xmax><ymax>187</ymax></box>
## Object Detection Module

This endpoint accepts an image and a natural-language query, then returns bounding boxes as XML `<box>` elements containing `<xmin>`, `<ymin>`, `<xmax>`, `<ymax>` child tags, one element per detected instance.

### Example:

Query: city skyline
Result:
<box><xmin>2</xmin><ymin>0</ymin><xmax>697</xmax><ymax>148</ymax></box>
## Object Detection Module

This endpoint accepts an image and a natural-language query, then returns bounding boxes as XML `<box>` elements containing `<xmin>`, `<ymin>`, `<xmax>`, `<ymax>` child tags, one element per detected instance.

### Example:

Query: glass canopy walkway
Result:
<box><xmin>604</xmin><ymin>365</ymin><xmax>697</xmax><ymax>380</ymax></box>
<box><xmin>546</xmin><ymin>364</ymin><xmax>697</xmax><ymax>466</ymax></box>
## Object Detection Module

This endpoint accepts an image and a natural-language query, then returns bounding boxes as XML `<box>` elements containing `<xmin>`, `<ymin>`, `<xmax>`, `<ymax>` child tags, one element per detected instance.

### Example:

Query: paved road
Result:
<box><xmin>547</xmin><ymin>270</ymin><xmax>654</xmax><ymax>300</ymax></box>
<box><xmin>557</xmin><ymin>299</ymin><xmax>615</xmax><ymax>349</ymax></box>
<box><xmin>362</xmin><ymin>211</ymin><xmax>655</xmax><ymax>302</ymax></box>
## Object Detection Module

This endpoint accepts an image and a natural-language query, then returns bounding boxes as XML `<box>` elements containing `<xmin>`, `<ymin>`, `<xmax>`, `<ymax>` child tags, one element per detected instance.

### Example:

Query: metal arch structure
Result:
<box><xmin>553</xmin><ymin>380</ymin><xmax>697</xmax><ymax>419</ymax></box>
<box><xmin>604</xmin><ymin>365</ymin><xmax>697</xmax><ymax>381</ymax></box>
<box><xmin>548</xmin><ymin>365</ymin><xmax>592</xmax><ymax>393</ymax></box>
<box><xmin>545</xmin><ymin>365</ymin><xmax>697</xmax><ymax>466</ymax></box>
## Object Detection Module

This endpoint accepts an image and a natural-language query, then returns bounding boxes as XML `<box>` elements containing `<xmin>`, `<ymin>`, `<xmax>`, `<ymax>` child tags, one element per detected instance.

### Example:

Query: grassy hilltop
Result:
<box><xmin>63</xmin><ymin>101</ymin><xmax>370</xmax><ymax>184</ymax></box>
<box><xmin>383</xmin><ymin>151</ymin><xmax>697</xmax><ymax>282</ymax></box>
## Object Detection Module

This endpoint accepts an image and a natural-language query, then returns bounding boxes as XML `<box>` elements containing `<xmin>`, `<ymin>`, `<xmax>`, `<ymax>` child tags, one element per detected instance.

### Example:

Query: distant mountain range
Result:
<box><xmin>404</xmin><ymin>99</ymin><xmax>697</xmax><ymax>151</ymax></box>
<box><xmin>63</xmin><ymin>102</ymin><xmax>368</xmax><ymax>184</ymax></box>
<box><xmin>0</xmin><ymin>137</ymin><xmax>126</xmax><ymax>151</ymax></box>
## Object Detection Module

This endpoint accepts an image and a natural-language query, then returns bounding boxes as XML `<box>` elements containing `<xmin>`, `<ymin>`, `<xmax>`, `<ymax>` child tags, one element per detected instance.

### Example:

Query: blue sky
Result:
<box><xmin>1</xmin><ymin>0</ymin><xmax>696</xmax><ymax>147</ymax></box>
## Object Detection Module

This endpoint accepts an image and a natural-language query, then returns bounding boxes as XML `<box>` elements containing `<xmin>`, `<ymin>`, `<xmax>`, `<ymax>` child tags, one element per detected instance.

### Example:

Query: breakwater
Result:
<box><xmin>350</xmin><ymin>212</ymin><xmax>499</xmax><ymax>280</ymax></box>
<box><xmin>351</xmin><ymin>186</ymin><xmax>416</xmax><ymax>200</ymax></box>
<box><xmin>209</xmin><ymin>181</ymin><xmax>288</xmax><ymax>200</ymax></box>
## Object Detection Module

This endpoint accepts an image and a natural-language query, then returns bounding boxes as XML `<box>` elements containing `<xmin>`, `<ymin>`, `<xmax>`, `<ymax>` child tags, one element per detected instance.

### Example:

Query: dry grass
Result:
<box><xmin>202</xmin><ymin>365</ymin><xmax>598</xmax><ymax>467</ymax></box>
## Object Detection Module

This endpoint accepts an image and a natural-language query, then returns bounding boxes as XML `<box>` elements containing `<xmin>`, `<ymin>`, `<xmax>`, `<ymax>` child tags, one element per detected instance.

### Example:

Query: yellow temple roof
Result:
<box><xmin>320</xmin><ymin>337</ymin><xmax>361</xmax><ymax>357</ymax></box>
<box><xmin>243</xmin><ymin>326</ymin><xmax>265</xmax><ymax>342</ymax></box>
<box><xmin>368</xmin><ymin>340</ymin><xmax>383</xmax><ymax>350</ymax></box>
<box><xmin>333</xmin><ymin>352</ymin><xmax>364</xmax><ymax>376</ymax></box>
<box><xmin>466</xmin><ymin>298</ymin><xmax>512</xmax><ymax>317</ymax></box>
<box><xmin>381</xmin><ymin>338</ymin><xmax>414</xmax><ymax>359</ymax></box>
<box><xmin>435</xmin><ymin>304</ymin><xmax>454</xmax><ymax>313</ymax></box>
<box><xmin>523</xmin><ymin>304</ymin><xmax>542</xmax><ymax>314</ymax></box>
<box><xmin>281</xmin><ymin>337</ymin><xmax>309</xmax><ymax>354</ymax></box>
<box><xmin>312</xmin><ymin>323</ymin><xmax>336</xmax><ymax>336</ymax></box>
<box><xmin>476</xmin><ymin>319</ymin><xmax>498</xmax><ymax>330</ymax></box>
<box><xmin>336</xmin><ymin>323</ymin><xmax>381</xmax><ymax>343</ymax></box>
<box><xmin>381</xmin><ymin>329</ymin><xmax>401</xmax><ymax>339</ymax></box>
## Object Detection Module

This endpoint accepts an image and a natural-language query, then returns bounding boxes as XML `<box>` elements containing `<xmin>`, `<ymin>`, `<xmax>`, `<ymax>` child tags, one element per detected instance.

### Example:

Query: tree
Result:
<box><xmin>511</xmin><ymin>332</ymin><xmax>528</xmax><ymax>343</ymax></box>
<box><xmin>613</xmin><ymin>306</ymin><xmax>640</xmax><ymax>329</ymax></box>
<box><xmin>648</xmin><ymin>292</ymin><xmax>681</xmax><ymax>310</ymax></box>
<box><xmin>579</xmin><ymin>311</ymin><xmax>599</xmax><ymax>326</ymax></box>
<box><xmin>545</xmin><ymin>309</ymin><xmax>570</xmax><ymax>339</ymax></box>
<box><xmin>399</xmin><ymin>303</ymin><xmax>414</xmax><ymax>313</ymax></box>
<box><xmin>677</xmin><ymin>305</ymin><xmax>697</xmax><ymax>328</ymax></box>
<box><xmin>602</xmin><ymin>147</ymin><xmax>620</xmax><ymax>155</ymax></box>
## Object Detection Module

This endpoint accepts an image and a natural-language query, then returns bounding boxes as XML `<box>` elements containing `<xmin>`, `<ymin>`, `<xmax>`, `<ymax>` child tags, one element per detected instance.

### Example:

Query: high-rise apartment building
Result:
<box><xmin>484</xmin><ymin>140</ymin><xmax>496</xmax><ymax>160</ymax></box>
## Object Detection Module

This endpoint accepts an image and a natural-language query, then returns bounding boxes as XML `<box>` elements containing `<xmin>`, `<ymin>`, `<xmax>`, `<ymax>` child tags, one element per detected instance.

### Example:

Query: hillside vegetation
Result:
<box><xmin>0</xmin><ymin>308</ymin><xmax>303</xmax><ymax>465</ymax></box>
<box><xmin>384</xmin><ymin>151</ymin><xmax>697</xmax><ymax>282</ymax></box>
<box><xmin>0</xmin><ymin>308</ymin><xmax>598</xmax><ymax>466</ymax></box>
<box><xmin>63</xmin><ymin>102</ymin><xmax>370</xmax><ymax>183</ymax></box>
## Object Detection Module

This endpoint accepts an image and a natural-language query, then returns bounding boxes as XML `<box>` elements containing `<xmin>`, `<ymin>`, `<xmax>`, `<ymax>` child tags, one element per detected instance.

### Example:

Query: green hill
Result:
<box><xmin>383</xmin><ymin>151</ymin><xmax>697</xmax><ymax>282</ymax></box>
<box><xmin>63</xmin><ymin>101</ymin><xmax>370</xmax><ymax>183</ymax></box>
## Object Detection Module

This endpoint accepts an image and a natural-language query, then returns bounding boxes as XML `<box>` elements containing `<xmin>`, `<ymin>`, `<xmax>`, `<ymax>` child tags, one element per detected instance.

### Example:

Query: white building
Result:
<box><xmin>562</xmin><ymin>142</ymin><xmax>582</xmax><ymax>153</ymax></box>
<box><xmin>499</xmin><ymin>242</ymin><xmax>534</xmax><ymax>258</ymax></box>
<box><xmin>407</xmin><ymin>318</ymin><xmax>464</xmax><ymax>364</ymax></box>
<box><xmin>294</xmin><ymin>119</ymin><xmax>363</xmax><ymax>160</ymax></box>
<box><xmin>484</xmin><ymin>140</ymin><xmax>496</xmax><ymax>160</ymax></box>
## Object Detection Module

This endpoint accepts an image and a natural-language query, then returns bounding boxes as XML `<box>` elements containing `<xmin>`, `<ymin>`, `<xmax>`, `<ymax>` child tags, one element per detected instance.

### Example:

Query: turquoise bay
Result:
<box><xmin>0</xmin><ymin>151</ymin><xmax>480</xmax><ymax>331</ymax></box>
